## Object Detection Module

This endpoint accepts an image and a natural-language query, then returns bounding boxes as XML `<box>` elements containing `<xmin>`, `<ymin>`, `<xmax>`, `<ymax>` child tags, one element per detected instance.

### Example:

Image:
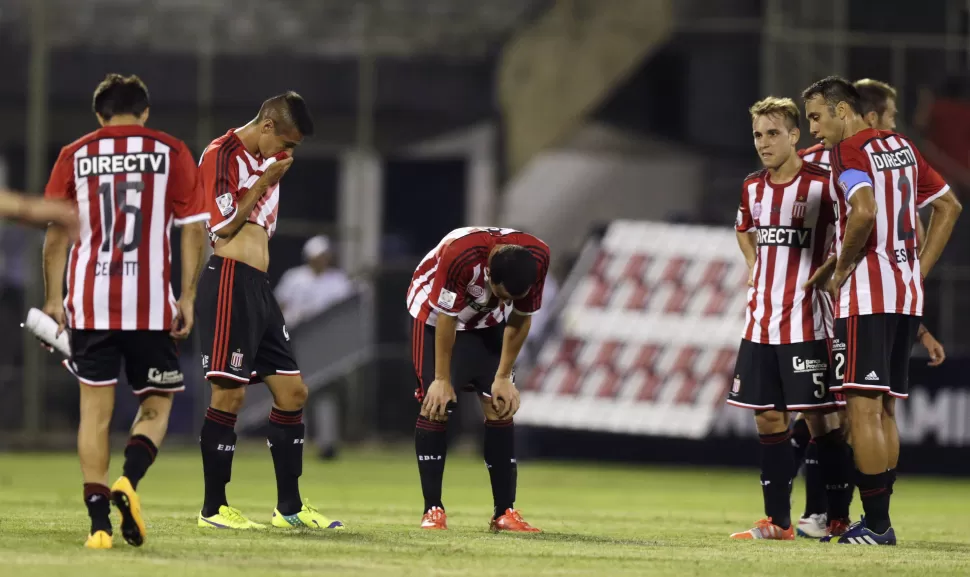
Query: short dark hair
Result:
<box><xmin>801</xmin><ymin>75</ymin><xmax>862</xmax><ymax>115</ymax></box>
<box><xmin>853</xmin><ymin>79</ymin><xmax>897</xmax><ymax>117</ymax></box>
<box><xmin>92</xmin><ymin>74</ymin><xmax>150</xmax><ymax>120</ymax></box>
<box><xmin>490</xmin><ymin>246</ymin><xmax>538</xmax><ymax>297</ymax></box>
<box><xmin>258</xmin><ymin>91</ymin><xmax>314</xmax><ymax>137</ymax></box>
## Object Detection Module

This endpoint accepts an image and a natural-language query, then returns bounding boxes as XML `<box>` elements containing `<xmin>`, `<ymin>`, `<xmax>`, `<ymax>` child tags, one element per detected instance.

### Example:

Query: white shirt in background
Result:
<box><xmin>275</xmin><ymin>265</ymin><xmax>355</xmax><ymax>327</ymax></box>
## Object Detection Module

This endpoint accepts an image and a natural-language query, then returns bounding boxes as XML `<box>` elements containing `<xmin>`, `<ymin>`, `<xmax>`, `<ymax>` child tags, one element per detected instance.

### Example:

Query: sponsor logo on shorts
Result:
<box><xmin>792</xmin><ymin>356</ymin><xmax>827</xmax><ymax>373</ymax></box>
<box><xmin>865</xmin><ymin>371</ymin><xmax>880</xmax><ymax>381</ymax></box>
<box><xmin>731</xmin><ymin>376</ymin><xmax>741</xmax><ymax>395</ymax></box>
<box><xmin>831</xmin><ymin>338</ymin><xmax>846</xmax><ymax>352</ymax></box>
<box><xmin>147</xmin><ymin>368</ymin><xmax>184</xmax><ymax>385</ymax></box>
<box><xmin>201</xmin><ymin>354</ymin><xmax>209</xmax><ymax>369</ymax></box>
<box><xmin>229</xmin><ymin>350</ymin><xmax>244</xmax><ymax>370</ymax></box>
<box><xmin>216</xmin><ymin>193</ymin><xmax>234</xmax><ymax>216</ymax></box>
<box><xmin>437</xmin><ymin>288</ymin><xmax>457</xmax><ymax>310</ymax></box>
<box><xmin>282</xmin><ymin>325</ymin><xmax>290</xmax><ymax>342</ymax></box>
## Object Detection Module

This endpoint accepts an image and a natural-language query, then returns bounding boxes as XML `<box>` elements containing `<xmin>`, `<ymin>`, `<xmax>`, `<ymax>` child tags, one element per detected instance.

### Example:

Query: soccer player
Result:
<box><xmin>802</xmin><ymin>76</ymin><xmax>962</xmax><ymax>545</ymax></box>
<box><xmin>791</xmin><ymin>78</ymin><xmax>947</xmax><ymax>538</ymax></box>
<box><xmin>728</xmin><ymin>97</ymin><xmax>853</xmax><ymax>541</ymax></box>
<box><xmin>41</xmin><ymin>74</ymin><xmax>210</xmax><ymax>549</ymax></box>
<box><xmin>407</xmin><ymin>227</ymin><xmax>549</xmax><ymax>531</ymax></box>
<box><xmin>195</xmin><ymin>92</ymin><xmax>343</xmax><ymax>531</ymax></box>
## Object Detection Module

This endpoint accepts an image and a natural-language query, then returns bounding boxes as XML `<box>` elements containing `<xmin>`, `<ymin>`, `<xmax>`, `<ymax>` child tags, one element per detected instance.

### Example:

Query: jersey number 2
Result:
<box><xmin>896</xmin><ymin>174</ymin><xmax>915</xmax><ymax>241</ymax></box>
<box><xmin>98</xmin><ymin>182</ymin><xmax>144</xmax><ymax>253</ymax></box>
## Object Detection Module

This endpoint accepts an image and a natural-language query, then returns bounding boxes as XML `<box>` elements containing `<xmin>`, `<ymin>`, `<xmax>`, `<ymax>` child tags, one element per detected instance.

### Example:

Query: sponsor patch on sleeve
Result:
<box><xmin>437</xmin><ymin>288</ymin><xmax>457</xmax><ymax>310</ymax></box>
<box><xmin>216</xmin><ymin>193</ymin><xmax>234</xmax><ymax>217</ymax></box>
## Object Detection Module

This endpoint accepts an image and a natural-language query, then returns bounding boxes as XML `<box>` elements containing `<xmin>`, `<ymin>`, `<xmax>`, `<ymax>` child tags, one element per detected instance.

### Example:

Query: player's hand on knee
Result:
<box><xmin>490</xmin><ymin>376</ymin><xmax>519</xmax><ymax>419</ymax></box>
<box><xmin>422</xmin><ymin>379</ymin><xmax>455</xmax><ymax>422</ymax></box>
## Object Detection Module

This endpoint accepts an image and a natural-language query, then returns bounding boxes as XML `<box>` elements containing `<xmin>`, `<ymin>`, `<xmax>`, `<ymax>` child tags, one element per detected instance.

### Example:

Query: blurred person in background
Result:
<box><xmin>41</xmin><ymin>74</ymin><xmax>209</xmax><ymax>550</ymax></box>
<box><xmin>791</xmin><ymin>78</ymin><xmax>947</xmax><ymax>538</ymax></box>
<box><xmin>0</xmin><ymin>189</ymin><xmax>78</xmax><ymax>234</ymax></box>
<box><xmin>914</xmin><ymin>74</ymin><xmax>970</xmax><ymax>190</ymax></box>
<box><xmin>275</xmin><ymin>234</ymin><xmax>354</xmax><ymax>328</ymax></box>
<box><xmin>729</xmin><ymin>97</ymin><xmax>852</xmax><ymax>541</ymax></box>
<box><xmin>802</xmin><ymin>76</ymin><xmax>961</xmax><ymax>545</ymax></box>
<box><xmin>407</xmin><ymin>227</ymin><xmax>549</xmax><ymax>532</ymax></box>
<box><xmin>195</xmin><ymin>92</ymin><xmax>344</xmax><ymax>532</ymax></box>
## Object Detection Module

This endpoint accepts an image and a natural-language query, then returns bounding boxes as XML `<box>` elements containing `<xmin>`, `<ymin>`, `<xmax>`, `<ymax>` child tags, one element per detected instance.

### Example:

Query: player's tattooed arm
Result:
<box><xmin>829</xmin><ymin>186</ymin><xmax>876</xmax><ymax>295</ymax></box>
<box><xmin>919</xmin><ymin>190</ymin><xmax>962</xmax><ymax>278</ymax></box>
<box><xmin>735</xmin><ymin>231</ymin><xmax>757</xmax><ymax>286</ymax></box>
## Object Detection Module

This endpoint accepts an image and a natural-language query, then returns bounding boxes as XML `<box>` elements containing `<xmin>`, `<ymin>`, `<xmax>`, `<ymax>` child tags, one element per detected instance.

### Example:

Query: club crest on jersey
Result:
<box><xmin>792</xmin><ymin>201</ymin><xmax>807</xmax><ymax>219</ymax></box>
<box><xmin>752</xmin><ymin>203</ymin><xmax>762</xmax><ymax>219</ymax></box>
<box><xmin>229</xmin><ymin>350</ymin><xmax>244</xmax><ymax>370</ymax></box>
<box><xmin>216</xmin><ymin>193</ymin><xmax>234</xmax><ymax>216</ymax></box>
<box><xmin>468</xmin><ymin>284</ymin><xmax>485</xmax><ymax>299</ymax></box>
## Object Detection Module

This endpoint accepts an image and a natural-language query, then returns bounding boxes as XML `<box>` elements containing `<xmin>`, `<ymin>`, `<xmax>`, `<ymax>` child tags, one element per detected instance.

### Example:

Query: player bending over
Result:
<box><xmin>802</xmin><ymin>76</ymin><xmax>961</xmax><ymax>545</ymax></box>
<box><xmin>791</xmin><ymin>78</ymin><xmax>946</xmax><ymax>538</ymax></box>
<box><xmin>195</xmin><ymin>92</ymin><xmax>343</xmax><ymax>531</ymax></box>
<box><xmin>728</xmin><ymin>97</ymin><xmax>853</xmax><ymax>541</ymax></box>
<box><xmin>42</xmin><ymin>74</ymin><xmax>210</xmax><ymax>549</ymax></box>
<box><xmin>407</xmin><ymin>227</ymin><xmax>549</xmax><ymax>531</ymax></box>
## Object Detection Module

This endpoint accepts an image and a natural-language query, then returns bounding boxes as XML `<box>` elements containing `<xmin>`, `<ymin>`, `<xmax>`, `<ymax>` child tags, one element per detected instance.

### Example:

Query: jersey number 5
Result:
<box><xmin>896</xmin><ymin>174</ymin><xmax>915</xmax><ymax>241</ymax></box>
<box><xmin>98</xmin><ymin>182</ymin><xmax>144</xmax><ymax>253</ymax></box>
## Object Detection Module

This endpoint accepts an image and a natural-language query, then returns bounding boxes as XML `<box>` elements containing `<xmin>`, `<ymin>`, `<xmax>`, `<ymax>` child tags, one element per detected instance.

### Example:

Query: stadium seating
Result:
<box><xmin>516</xmin><ymin>220</ymin><xmax>748</xmax><ymax>438</ymax></box>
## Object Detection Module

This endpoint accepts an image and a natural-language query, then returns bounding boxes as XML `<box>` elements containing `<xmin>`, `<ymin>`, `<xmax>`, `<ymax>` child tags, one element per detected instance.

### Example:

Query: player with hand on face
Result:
<box><xmin>729</xmin><ymin>97</ymin><xmax>853</xmax><ymax>541</ymax></box>
<box><xmin>802</xmin><ymin>76</ymin><xmax>961</xmax><ymax>545</ymax></box>
<box><xmin>407</xmin><ymin>227</ymin><xmax>549</xmax><ymax>532</ymax></box>
<box><xmin>195</xmin><ymin>92</ymin><xmax>344</xmax><ymax>531</ymax></box>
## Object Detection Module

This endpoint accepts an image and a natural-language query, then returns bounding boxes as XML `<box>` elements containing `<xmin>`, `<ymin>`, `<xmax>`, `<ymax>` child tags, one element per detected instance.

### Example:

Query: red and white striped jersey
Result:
<box><xmin>199</xmin><ymin>129</ymin><xmax>284</xmax><ymax>241</ymax></box>
<box><xmin>407</xmin><ymin>227</ymin><xmax>551</xmax><ymax>331</ymax></box>
<box><xmin>799</xmin><ymin>143</ymin><xmax>831</xmax><ymax>169</ymax></box>
<box><xmin>45</xmin><ymin>125</ymin><xmax>209</xmax><ymax>331</ymax></box>
<box><xmin>830</xmin><ymin>128</ymin><xmax>949</xmax><ymax>318</ymax></box>
<box><xmin>736</xmin><ymin>163</ymin><xmax>837</xmax><ymax>344</ymax></box>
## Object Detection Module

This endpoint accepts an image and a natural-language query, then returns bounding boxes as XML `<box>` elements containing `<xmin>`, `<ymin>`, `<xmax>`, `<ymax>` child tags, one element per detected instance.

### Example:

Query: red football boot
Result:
<box><xmin>420</xmin><ymin>506</ymin><xmax>447</xmax><ymax>530</ymax></box>
<box><xmin>489</xmin><ymin>509</ymin><xmax>541</xmax><ymax>533</ymax></box>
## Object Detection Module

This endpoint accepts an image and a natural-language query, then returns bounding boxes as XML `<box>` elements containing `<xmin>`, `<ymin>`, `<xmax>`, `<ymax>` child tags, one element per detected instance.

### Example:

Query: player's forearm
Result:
<box><xmin>835</xmin><ymin>207</ymin><xmax>875</xmax><ymax>276</ymax></box>
<box><xmin>497</xmin><ymin>312</ymin><xmax>531</xmax><ymax>379</ymax></box>
<box><xmin>179</xmin><ymin>221</ymin><xmax>207</xmax><ymax>299</ymax></box>
<box><xmin>920</xmin><ymin>192</ymin><xmax>962</xmax><ymax>277</ymax></box>
<box><xmin>0</xmin><ymin>189</ymin><xmax>29</xmax><ymax>220</ymax></box>
<box><xmin>434</xmin><ymin>313</ymin><xmax>458</xmax><ymax>381</ymax></box>
<box><xmin>42</xmin><ymin>225</ymin><xmax>69</xmax><ymax>305</ymax></box>
<box><xmin>215</xmin><ymin>177</ymin><xmax>273</xmax><ymax>239</ymax></box>
<box><xmin>736</xmin><ymin>231</ymin><xmax>757</xmax><ymax>269</ymax></box>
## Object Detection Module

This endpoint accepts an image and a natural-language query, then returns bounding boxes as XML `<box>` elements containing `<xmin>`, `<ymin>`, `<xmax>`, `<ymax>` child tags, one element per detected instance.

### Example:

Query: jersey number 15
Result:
<box><xmin>97</xmin><ymin>182</ymin><xmax>144</xmax><ymax>253</ymax></box>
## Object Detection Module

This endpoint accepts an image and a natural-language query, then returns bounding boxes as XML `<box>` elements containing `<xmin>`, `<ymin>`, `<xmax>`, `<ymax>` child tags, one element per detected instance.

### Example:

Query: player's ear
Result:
<box><xmin>836</xmin><ymin>101</ymin><xmax>848</xmax><ymax>120</ymax></box>
<box><xmin>789</xmin><ymin>126</ymin><xmax>800</xmax><ymax>145</ymax></box>
<box><xmin>865</xmin><ymin>111</ymin><xmax>877</xmax><ymax>128</ymax></box>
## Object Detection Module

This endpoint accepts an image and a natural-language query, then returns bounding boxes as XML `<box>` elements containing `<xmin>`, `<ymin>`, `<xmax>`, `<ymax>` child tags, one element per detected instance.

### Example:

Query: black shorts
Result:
<box><xmin>197</xmin><ymin>256</ymin><xmax>299</xmax><ymax>384</ymax></box>
<box><xmin>831</xmin><ymin>313</ymin><xmax>919</xmax><ymax>399</ymax></box>
<box><xmin>411</xmin><ymin>317</ymin><xmax>508</xmax><ymax>403</ymax></box>
<box><xmin>727</xmin><ymin>338</ymin><xmax>837</xmax><ymax>412</ymax></box>
<box><xmin>65</xmin><ymin>330</ymin><xmax>184</xmax><ymax>395</ymax></box>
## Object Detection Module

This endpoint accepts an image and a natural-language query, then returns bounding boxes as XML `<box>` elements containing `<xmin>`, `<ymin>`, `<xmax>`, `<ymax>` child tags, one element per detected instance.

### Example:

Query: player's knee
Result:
<box><xmin>211</xmin><ymin>383</ymin><xmax>246</xmax><ymax>414</ymax></box>
<box><xmin>753</xmin><ymin>410</ymin><xmax>787</xmax><ymax>434</ymax></box>
<box><xmin>275</xmin><ymin>380</ymin><xmax>308</xmax><ymax>411</ymax></box>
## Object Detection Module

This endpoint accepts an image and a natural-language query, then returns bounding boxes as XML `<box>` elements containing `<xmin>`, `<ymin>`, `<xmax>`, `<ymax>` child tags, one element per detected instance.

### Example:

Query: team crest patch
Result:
<box><xmin>216</xmin><ymin>193</ymin><xmax>234</xmax><ymax>216</ymax></box>
<box><xmin>468</xmin><ymin>284</ymin><xmax>484</xmax><ymax>299</ymax></box>
<box><xmin>229</xmin><ymin>350</ymin><xmax>244</xmax><ymax>370</ymax></box>
<box><xmin>731</xmin><ymin>376</ymin><xmax>741</xmax><ymax>395</ymax></box>
<box><xmin>437</xmin><ymin>288</ymin><xmax>457</xmax><ymax>310</ymax></box>
<box><xmin>752</xmin><ymin>203</ymin><xmax>762</xmax><ymax>219</ymax></box>
<box><xmin>792</xmin><ymin>201</ymin><xmax>807</xmax><ymax>218</ymax></box>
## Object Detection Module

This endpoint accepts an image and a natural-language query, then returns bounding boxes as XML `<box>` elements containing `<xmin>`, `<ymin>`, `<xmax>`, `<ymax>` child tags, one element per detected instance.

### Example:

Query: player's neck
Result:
<box><xmin>234</xmin><ymin>121</ymin><xmax>263</xmax><ymax>157</ymax></box>
<box><xmin>767</xmin><ymin>152</ymin><xmax>802</xmax><ymax>185</ymax></box>
<box><xmin>840</xmin><ymin>116</ymin><xmax>871</xmax><ymax>141</ymax></box>
<box><xmin>102</xmin><ymin>115</ymin><xmax>144</xmax><ymax>127</ymax></box>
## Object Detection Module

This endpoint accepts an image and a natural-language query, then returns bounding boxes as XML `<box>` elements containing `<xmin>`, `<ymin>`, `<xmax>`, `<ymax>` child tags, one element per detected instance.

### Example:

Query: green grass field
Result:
<box><xmin>1</xmin><ymin>446</ymin><xmax>969</xmax><ymax>576</ymax></box>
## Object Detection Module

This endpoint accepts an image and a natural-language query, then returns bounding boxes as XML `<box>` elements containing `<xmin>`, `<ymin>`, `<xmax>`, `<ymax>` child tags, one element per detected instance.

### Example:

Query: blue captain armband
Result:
<box><xmin>837</xmin><ymin>168</ymin><xmax>872</xmax><ymax>200</ymax></box>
